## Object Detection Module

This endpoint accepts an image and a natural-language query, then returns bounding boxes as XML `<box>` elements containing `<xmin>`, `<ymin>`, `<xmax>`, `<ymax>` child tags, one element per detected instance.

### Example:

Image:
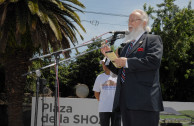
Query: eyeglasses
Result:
<box><xmin>128</xmin><ymin>19</ymin><xmax>142</xmax><ymax>23</ymax></box>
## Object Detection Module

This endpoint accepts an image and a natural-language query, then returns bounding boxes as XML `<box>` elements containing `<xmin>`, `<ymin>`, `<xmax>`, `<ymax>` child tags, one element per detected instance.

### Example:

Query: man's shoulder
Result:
<box><xmin>146</xmin><ymin>33</ymin><xmax>160</xmax><ymax>38</ymax></box>
<box><xmin>145</xmin><ymin>33</ymin><xmax>162</xmax><ymax>42</ymax></box>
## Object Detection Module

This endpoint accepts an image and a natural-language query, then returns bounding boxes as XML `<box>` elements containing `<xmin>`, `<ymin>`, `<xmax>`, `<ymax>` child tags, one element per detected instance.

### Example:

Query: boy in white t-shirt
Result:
<box><xmin>93</xmin><ymin>58</ymin><xmax>121</xmax><ymax>126</ymax></box>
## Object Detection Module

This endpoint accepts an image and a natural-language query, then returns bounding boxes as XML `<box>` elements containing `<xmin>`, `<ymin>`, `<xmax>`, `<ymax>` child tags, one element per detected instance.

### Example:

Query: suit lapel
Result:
<box><xmin>120</xmin><ymin>32</ymin><xmax>147</xmax><ymax>57</ymax></box>
<box><xmin>120</xmin><ymin>43</ymin><xmax>129</xmax><ymax>57</ymax></box>
<box><xmin>127</xmin><ymin>33</ymin><xmax>147</xmax><ymax>56</ymax></box>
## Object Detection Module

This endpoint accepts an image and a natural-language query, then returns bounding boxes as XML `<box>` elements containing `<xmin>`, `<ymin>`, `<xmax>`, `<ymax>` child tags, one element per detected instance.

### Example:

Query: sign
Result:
<box><xmin>31</xmin><ymin>97</ymin><xmax>100</xmax><ymax>126</ymax></box>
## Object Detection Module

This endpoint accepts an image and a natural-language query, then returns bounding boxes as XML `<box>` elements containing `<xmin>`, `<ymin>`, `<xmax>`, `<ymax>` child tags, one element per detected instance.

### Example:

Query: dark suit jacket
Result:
<box><xmin>106</xmin><ymin>32</ymin><xmax>164</xmax><ymax>112</ymax></box>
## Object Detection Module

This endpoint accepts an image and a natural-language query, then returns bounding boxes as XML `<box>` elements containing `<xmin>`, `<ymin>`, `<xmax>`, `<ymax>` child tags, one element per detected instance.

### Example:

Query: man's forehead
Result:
<box><xmin>129</xmin><ymin>12</ymin><xmax>141</xmax><ymax>18</ymax></box>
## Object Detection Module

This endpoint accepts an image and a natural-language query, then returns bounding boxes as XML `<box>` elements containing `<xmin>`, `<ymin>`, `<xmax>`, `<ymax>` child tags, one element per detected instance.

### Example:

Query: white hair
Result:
<box><xmin>132</xmin><ymin>9</ymin><xmax>151</xmax><ymax>32</ymax></box>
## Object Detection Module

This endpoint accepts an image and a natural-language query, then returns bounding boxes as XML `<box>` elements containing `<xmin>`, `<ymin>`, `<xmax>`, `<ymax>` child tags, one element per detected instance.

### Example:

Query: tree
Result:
<box><xmin>43</xmin><ymin>38</ymin><xmax>104</xmax><ymax>98</ymax></box>
<box><xmin>26</xmin><ymin>37</ymin><xmax>119</xmax><ymax>100</ymax></box>
<box><xmin>0</xmin><ymin>0</ymin><xmax>85</xmax><ymax>125</ymax></box>
<box><xmin>64</xmin><ymin>44</ymin><xmax>104</xmax><ymax>97</ymax></box>
<box><xmin>144</xmin><ymin>0</ymin><xmax>194</xmax><ymax>101</ymax></box>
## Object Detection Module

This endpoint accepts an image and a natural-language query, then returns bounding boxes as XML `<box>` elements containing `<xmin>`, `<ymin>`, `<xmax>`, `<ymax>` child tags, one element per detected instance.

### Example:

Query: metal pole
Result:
<box><xmin>34</xmin><ymin>70</ymin><xmax>41</xmax><ymax>126</ymax></box>
<box><xmin>54</xmin><ymin>54</ymin><xmax>60</xmax><ymax>126</ymax></box>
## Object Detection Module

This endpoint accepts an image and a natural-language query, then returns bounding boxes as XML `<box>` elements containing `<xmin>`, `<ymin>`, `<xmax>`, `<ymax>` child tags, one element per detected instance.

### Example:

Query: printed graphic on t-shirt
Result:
<box><xmin>102</xmin><ymin>80</ymin><xmax>116</xmax><ymax>90</ymax></box>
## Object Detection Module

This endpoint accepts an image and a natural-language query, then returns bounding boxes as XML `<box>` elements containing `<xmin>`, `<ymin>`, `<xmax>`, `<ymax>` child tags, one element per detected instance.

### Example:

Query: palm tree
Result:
<box><xmin>0</xmin><ymin>0</ymin><xmax>85</xmax><ymax>125</ymax></box>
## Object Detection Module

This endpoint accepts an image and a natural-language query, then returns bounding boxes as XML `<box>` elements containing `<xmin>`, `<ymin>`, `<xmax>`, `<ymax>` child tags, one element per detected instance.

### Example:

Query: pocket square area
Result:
<box><xmin>137</xmin><ymin>48</ymin><xmax>144</xmax><ymax>51</ymax></box>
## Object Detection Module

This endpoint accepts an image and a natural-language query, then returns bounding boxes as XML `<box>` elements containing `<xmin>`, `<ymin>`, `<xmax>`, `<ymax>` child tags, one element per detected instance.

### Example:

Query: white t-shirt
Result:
<box><xmin>93</xmin><ymin>72</ymin><xmax>117</xmax><ymax>112</ymax></box>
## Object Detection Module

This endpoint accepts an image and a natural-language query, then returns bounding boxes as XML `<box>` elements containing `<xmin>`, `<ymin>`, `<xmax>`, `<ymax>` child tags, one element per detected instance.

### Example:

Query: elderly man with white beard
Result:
<box><xmin>101</xmin><ymin>9</ymin><xmax>164</xmax><ymax>126</ymax></box>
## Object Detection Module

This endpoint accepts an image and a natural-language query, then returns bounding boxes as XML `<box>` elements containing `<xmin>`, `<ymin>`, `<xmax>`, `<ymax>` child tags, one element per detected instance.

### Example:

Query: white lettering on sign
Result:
<box><xmin>43</xmin><ymin>103</ymin><xmax>72</xmax><ymax>113</ymax></box>
<box><xmin>31</xmin><ymin>97</ymin><xmax>100</xmax><ymax>126</ymax></box>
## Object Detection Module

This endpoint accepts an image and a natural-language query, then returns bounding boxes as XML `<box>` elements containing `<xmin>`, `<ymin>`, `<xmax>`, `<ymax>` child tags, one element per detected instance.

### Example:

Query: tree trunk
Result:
<box><xmin>5</xmin><ymin>48</ymin><xmax>32</xmax><ymax>126</ymax></box>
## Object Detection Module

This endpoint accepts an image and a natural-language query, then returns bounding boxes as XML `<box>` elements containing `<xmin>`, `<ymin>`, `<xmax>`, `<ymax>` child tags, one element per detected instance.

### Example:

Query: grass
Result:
<box><xmin>160</xmin><ymin>115</ymin><xmax>190</xmax><ymax>119</ymax></box>
<box><xmin>159</xmin><ymin>110</ymin><xmax>194</xmax><ymax>125</ymax></box>
<box><xmin>179</xmin><ymin>110</ymin><xmax>194</xmax><ymax>118</ymax></box>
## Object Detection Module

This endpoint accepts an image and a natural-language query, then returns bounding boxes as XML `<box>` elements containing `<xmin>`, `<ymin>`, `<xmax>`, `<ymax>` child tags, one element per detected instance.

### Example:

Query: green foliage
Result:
<box><xmin>0</xmin><ymin>0</ymin><xmax>86</xmax><ymax>55</ymax></box>
<box><xmin>58</xmin><ymin>41</ymin><xmax>104</xmax><ymax>97</ymax></box>
<box><xmin>63</xmin><ymin>50</ymin><xmax>103</xmax><ymax>97</ymax></box>
<box><xmin>0</xmin><ymin>0</ymin><xmax>85</xmax><ymax>125</ymax></box>
<box><xmin>27</xmin><ymin>39</ymin><xmax>104</xmax><ymax>98</ymax></box>
<box><xmin>144</xmin><ymin>0</ymin><xmax>194</xmax><ymax>101</ymax></box>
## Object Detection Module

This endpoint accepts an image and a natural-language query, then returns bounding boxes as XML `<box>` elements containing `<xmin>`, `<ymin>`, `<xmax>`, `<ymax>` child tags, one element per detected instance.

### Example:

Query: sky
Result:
<box><xmin>69</xmin><ymin>0</ymin><xmax>193</xmax><ymax>56</ymax></box>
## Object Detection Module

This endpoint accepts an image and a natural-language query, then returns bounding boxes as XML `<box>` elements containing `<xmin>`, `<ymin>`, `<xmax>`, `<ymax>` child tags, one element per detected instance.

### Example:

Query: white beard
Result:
<box><xmin>124</xmin><ymin>24</ymin><xmax>145</xmax><ymax>43</ymax></box>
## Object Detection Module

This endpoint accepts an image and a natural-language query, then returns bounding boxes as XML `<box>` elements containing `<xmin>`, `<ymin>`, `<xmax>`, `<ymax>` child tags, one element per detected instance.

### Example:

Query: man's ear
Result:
<box><xmin>143</xmin><ymin>21</ymin><xmax>147</xmax><ymax>28</ymax></box>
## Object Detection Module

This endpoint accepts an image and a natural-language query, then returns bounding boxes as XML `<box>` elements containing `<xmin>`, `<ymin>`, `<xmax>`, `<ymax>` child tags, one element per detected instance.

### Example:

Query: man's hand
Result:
<box><xmin>101</xmin><ymin>43</ymin><xmax>111</xmax><ymax>57</ymax></box>
<box><xmin>113</xmin><ymin>57</ymin><xmax>127</xmax><ymax>68</ymax></box>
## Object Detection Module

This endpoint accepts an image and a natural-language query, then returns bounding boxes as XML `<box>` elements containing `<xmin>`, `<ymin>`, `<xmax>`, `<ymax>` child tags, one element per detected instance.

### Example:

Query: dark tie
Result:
<box><xmin>121</xmin><ymin>40</ymin><xmax>135</xmax><ymax>83</ymax></box>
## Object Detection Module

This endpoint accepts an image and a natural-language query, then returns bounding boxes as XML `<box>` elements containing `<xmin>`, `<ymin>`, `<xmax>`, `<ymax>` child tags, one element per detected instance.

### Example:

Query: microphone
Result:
<box><xmin>108</xmin><ymin>31</ymin><xmax>128</xmax><ymax>45</ymax></box>
<box><xmin>105</xmin><ymin>34</ymin><xmax>125</xmax><ymax>44</ymax></box>
<box><xmin>109</xmin><ymin>30</ymin><xmax>130</xmax><ymax>35</ymax></box>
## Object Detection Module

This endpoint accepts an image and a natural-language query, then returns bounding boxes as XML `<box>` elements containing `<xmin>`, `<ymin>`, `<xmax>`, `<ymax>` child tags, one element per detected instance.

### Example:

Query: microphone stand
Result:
<box><xmin>27</xmin><ymin>48</ymin><xmax>103</xmax><ymax>126</ymax></box>
<box><xmin>110</xmin><ymin>33</ymin><xmax>121</xmax><ymax>45</ymax></box>
<box><xmin>54</xmin><ymin>53</ymin><xmax>60</xmax><ymax>126</ymax></box>
<box><xmin>22</xmin><ymin>33</ymin><xmax>124</xmax><ymax>126</ymax></box>
<box><xmin>34</xmin><ymin>70</ymin><xmax>41</xmax><ymax>126</ymax></box>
